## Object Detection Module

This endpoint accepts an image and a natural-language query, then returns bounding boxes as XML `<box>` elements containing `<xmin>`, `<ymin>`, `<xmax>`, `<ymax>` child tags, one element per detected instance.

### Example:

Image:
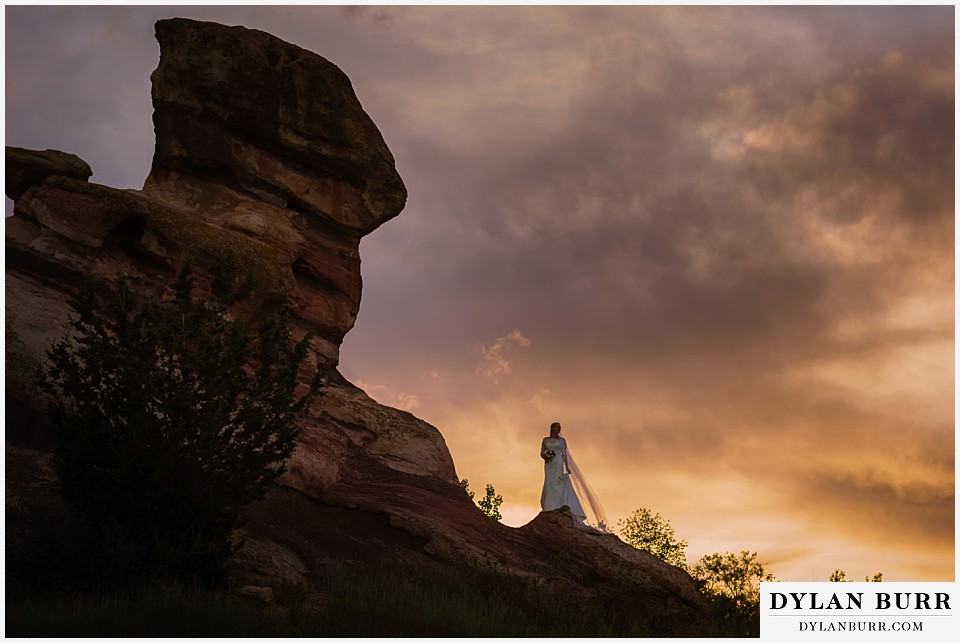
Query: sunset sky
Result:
<box><xmin>4</xmin><ymin>4</ymin><xmax>954</xmax><ymax>582</ymax></box>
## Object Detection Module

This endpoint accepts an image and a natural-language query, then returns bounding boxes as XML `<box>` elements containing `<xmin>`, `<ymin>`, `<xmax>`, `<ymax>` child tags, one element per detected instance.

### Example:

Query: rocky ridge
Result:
<box><xmin>5</xmin><ymin>18</ymin><xmax>705</xmax><ymax>634</ymax></box>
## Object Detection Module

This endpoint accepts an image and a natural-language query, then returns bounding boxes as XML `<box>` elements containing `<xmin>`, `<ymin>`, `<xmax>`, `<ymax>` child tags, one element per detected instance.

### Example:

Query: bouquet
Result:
<box><xmin>543</xmin><ymin>449</ymin><xmax>556</xmax><ymax>460</ymax></box>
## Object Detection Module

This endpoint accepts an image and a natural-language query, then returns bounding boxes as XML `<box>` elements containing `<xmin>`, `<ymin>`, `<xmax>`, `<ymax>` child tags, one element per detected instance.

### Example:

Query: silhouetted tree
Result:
<box><xmin>690</xmin><ymin>550</ymin><xmax>775</xmax><ymax>637</ymax></box>
<box><xmin>830</xmin><ymin>569</ymin><xmax>883</xmax><ymax>582</ymax></box>
<box><xmin>478</xmin><ymin>483</ymin><xmax>504</xmax><ymax>522</ymax></box>
<box><xmin>618</xmin><ymin>507</ymin><xmax>688</xmax><ymax>569</ymax></box>
<box><xmin>460</xmin><ymin>479</ymin><xmax>503</xmax><ymax>521</ymax></box>
<box><xmin>37</xmin><ymin>257</ymin><xmax>322</xmax><ymax>580</ymax></box>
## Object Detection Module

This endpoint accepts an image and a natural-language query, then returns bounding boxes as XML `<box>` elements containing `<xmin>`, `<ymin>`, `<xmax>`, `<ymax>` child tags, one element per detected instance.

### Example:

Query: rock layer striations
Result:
<box><xmin>5</xmin><ymin>18</ymin><xmax>705</xmax><ymax>634</ymax></box>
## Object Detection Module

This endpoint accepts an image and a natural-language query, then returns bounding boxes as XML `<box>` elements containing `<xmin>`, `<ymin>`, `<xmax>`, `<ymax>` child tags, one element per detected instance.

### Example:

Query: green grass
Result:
<box><xmin>308</xmin><ymin>562</ymin><xmax>666</xmax><ymax>637</ymax></box>
<box><xmin>5</xmin><ymin>581</ymin><xmax>287</xmax><ymax>638</ymax></box>
<box><xmin>7</xmin><ymin>562</ymin><xmax>683</xmax><ymax>638</ymax></box>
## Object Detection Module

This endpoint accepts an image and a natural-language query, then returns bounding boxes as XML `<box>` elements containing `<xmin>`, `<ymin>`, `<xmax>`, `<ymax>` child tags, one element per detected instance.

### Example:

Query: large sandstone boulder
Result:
<box><xmin>5</xmin><ymin>147</ymin><xmax>92</xmax><ymax>200</ymax></box>
<box><xmin>5</xmin><ymin>17</ymin><xmax>705</xmax><ymax>634</ymax></box>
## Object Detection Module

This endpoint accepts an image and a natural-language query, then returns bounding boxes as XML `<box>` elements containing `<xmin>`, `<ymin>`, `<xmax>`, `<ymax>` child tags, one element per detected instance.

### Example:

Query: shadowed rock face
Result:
<box><xmin>5</xmin><ymin>18</ymin><xmax>705</xmax><ymax>634</ymax></box>
<box><xmin>145</xmin><ymin>18</ymin><xmax>408</xmax><ymax>355</ymax></box>
<box><xmin>148</xmin><ymin>18</ymin><xmax>406</xmax><ymax>234</ymax></box>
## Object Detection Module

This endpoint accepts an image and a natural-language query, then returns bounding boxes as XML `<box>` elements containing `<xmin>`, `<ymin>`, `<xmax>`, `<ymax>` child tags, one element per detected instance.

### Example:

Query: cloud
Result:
<box><xmin>476</xmin><ymin>329</ymin><xmax>531</xmax><ymax>380</ymax></box>
<box><xmin>741</xmin><ymin>49</ymin><xmax>953</xmax><ymax>233</ymax></box>
<box><xmin>353</xmin><ymin>379</ymin><xmax>421</xmax><ymax>412</ymax></box>
<box><xmin>339</xmin><ymin>5</ymin><xmax>394</xmax><ymax>26</ymax></box>
<box><xmin>334</xmin><ymin>11</ymin><xmax>951</xmax><ymax>581</ymax></box>
<box><xmin>529</xmin><ymin>388</ymin><xmax>553</xmax><ymax>412</ymax></box>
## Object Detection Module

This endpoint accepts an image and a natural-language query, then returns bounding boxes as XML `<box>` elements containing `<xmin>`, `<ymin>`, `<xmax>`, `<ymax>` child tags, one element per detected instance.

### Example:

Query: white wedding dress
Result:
<box><xmin>540</xmin><ymin>436</ymin><xmax>608</xmax><ymax>531</ymax></box>
<box><xmin>540</xmin><ymin>437</ymin><xmax>587</xmax><ymax>522</ymax></box>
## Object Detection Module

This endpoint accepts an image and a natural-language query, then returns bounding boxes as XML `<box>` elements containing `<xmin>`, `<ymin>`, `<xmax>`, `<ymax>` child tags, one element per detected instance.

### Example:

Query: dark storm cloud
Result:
<box><xmin>359</xmin><ymin>9</ymin><xmax>952</xmax><ymax>580</ymax></box>
<box><xmin>742</xmin><ymin>49</ymin><xmax>954</xmax><ymax>229</ymax></box>
<box><xmin>389</xmin><ymin>12</ymin><xmax>952</xmax><ymax>378</ymax></box>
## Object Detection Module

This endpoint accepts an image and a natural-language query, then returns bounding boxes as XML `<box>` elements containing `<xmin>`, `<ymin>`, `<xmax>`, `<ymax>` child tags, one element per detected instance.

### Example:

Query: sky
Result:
<box><xmin>4</xmin><ymin>3</ymin><xmax>955</xmax><ymax>582</ymax></box>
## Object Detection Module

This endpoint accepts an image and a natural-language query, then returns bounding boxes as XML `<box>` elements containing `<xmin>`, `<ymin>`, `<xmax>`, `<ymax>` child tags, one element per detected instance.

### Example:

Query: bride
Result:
<box><xmin>540</xmin><ymin>422</ymin><xmax>608</xmax><ymax>532</ymax></box>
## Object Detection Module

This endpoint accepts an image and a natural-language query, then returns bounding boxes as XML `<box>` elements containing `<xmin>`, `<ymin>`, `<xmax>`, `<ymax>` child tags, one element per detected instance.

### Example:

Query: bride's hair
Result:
<box><xmin>550</xmin><ymin>422</ymin><xmax>561</xmax><ymax>430</ymax></box>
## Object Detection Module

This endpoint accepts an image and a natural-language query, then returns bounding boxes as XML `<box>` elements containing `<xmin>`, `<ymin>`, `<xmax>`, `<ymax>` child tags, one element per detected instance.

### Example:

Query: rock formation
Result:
<box><xmin>5</xmin><ymin>18</ymin><xmax>705</xmax><ymax>634</ymax></box>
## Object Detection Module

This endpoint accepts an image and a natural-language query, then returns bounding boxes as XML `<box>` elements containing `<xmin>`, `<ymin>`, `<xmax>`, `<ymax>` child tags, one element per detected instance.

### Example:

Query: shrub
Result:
<box><xmin>460</xmin><ymin>479</ymin><xmax>503</xmax><ymax>521</ymax></box>
<box><xmin>618</xmin><ymin>507</ymin><xmax>688</xmax><ymax>569</ymax></box>
<box><xmin>37</xmin><ymin>257</ymin><xmax>322</xmax><ymax>580</ymax></box>
<box><xmin>689</xmin><ymin>550</ymin><xmax>775</xmax><ymax>637</ymax></box>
